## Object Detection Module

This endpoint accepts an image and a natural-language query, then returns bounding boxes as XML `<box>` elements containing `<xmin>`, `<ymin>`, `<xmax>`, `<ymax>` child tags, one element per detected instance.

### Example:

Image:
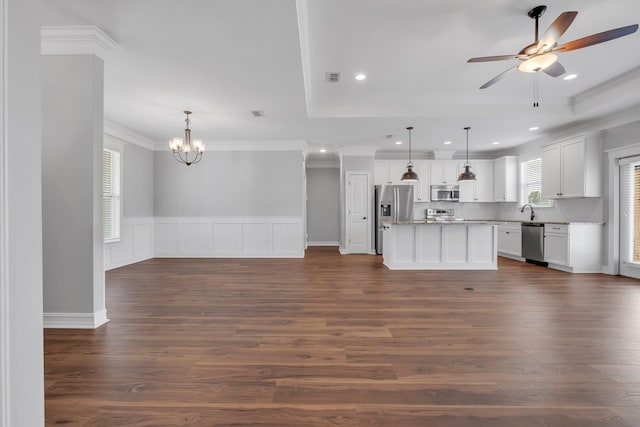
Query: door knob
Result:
<box><xmin>363</xmin><ymin>217</ymin><xmax>367</xmax><ymax>220</ymax></box>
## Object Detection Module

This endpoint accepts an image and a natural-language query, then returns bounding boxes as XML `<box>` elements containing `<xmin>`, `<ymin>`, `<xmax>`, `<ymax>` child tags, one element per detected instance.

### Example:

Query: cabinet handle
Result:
<box><xmin>552</xmin><ymin>227</ymin><xmax>560</xmax><ymax>230</ymax></box>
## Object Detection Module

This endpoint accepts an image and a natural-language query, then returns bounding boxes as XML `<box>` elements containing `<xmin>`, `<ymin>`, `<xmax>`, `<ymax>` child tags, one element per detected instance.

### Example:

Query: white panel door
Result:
<box><xmin>346</xmin><ymin>172</ymin><xmax>370</xmax><ymax>254</ymax></box>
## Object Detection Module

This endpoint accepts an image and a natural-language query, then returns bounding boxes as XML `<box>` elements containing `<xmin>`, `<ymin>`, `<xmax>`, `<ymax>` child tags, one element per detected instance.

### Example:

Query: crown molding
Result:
<box><xmin>572</xmin><ymin>66</ymin><xmax>640</xmax><ymax>116</ymax></box>
<box><xmin>339</xmin><ymin>146</ymin><xmax>376</xmax><ymax>157</ymax></box>
<box><xmin>104</xmin><ymin>120</ymin><xmax>156</xmax><ymax>151</ymax></box>
<box><xmin>41</xmin><ymin>26</ymin><xmax>119</xmax><ymax>60</ymax></box>
<box><xmin>295</xmin><ymin>0</ymin><xmax>312</xmax><ymax>114</ymax></box>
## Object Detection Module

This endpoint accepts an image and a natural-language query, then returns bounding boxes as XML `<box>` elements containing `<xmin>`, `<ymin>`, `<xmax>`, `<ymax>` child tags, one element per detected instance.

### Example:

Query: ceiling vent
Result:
<box><xmin>251</xmin><ymin>110</ymin><xmax>265</xmax><ymax>117</ymax></box>
<box><xmin>326</xmin><ymin>72</ymin><xmax>341</xmax><ymax>83</ymax></box>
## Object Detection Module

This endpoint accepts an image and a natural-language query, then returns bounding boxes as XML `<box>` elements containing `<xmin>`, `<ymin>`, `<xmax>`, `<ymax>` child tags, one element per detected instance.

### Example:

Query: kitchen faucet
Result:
<box><xmin>521</xmin><ymin>203</ymin><xmax>535</xmax><ymax>221</ymax></box>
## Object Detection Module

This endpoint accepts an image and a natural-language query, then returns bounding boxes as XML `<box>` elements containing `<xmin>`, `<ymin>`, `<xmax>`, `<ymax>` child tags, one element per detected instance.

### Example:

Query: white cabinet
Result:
<box><xmin>541</xmin><ymin>135</ymin><xmax>602</xmax><ymax>199</ymax></box>
<box><xmin>497</xmin><ymin>223</ymin><xmax>521</xmax><ymax>257</ymax></box>
<box><xmin>430</xmin><ymin>160</ymin><xmax>459</xmax><ymax>185</ymax></box>
<box><xmin>374</xmin><ymin>161</ymin><xmax>393</xmax><ymax>186</ymax></box>
<box><xmin>374</xmin><ymin>159</ymin><xmax>428</xmax><ymax>202</ymax></box>
<box><xmin>458</xmin><ymin>160</ymin><xmax>493</xmax><ymax>203</ymax></box>
<box><xmin>544</xmin><ymin>224</ymin><xmax>569</xmax><ymax>266</ymax></box>
<box><xmin>543</xmin><ymin>223</ymin><xmax>602</xmax><ymax>273</ymax></box>
<box><xmin>493</xmin><ymin>156</ymin><xmax>518</xmax><ymax>202</ymax></box>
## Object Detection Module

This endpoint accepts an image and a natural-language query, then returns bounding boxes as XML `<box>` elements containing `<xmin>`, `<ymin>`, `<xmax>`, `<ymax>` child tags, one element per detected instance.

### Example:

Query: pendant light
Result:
<box><xmin>458</xmin><ymin>126</ymin><xmax>476</xmax><ymax>181</ymax></box>
<box><xmin>400</xmin><ymin>126</ymin><xmax>419</xmax><ymax>182</ymax></box>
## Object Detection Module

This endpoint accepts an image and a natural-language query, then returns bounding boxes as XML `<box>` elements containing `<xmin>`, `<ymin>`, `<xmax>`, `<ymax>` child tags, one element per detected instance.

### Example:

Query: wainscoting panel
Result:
<box><xmin>155</xmin><ymin>217</ymin><xmax>304</xmax><ymax>258</ymax></box>
<box><xmin>105</xmin><ymin>217</ymin><xmax>154</xmax><ymax>270</ymax></box>
<box><xmin>212</xmin><ymin>222</ymin><xmax>242</xmax><ymax>254</ymax></box>
<box><xmin>180</xmin><ymin>222</ymin><xmax>212</xmax><ymax>254</ymax></box>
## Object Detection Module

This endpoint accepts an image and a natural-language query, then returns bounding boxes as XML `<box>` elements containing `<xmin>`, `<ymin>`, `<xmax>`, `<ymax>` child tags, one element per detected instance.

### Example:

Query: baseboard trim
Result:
<box><xmin>307</xmin><ymin>241</ymin><xmax>339</xmax><ymax>247</ymax></box>
<box><xmin>105</xmin><ymin>254</ymin><xmax>153</xmax><ymax>271</ymax></box>
<box><xmin>44</xmin><ymin>309</ymin><xmax>110</xmax><ymax>329</ymax></box>
<box><xmin>339</xmin><ymin>247</ymin><xmax>348</xmax><ymax>255</ymax></box>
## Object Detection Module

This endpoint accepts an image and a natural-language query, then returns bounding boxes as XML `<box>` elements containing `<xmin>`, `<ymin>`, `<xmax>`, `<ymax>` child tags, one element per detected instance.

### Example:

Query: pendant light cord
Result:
<box><xmin>407</xmin><ymin>126</ymin><xmax>413</xmax><ymax>165</ymax></box>
<box><xmin>464</xmin><ymin>126</ymin><xmax>470</xmax><ymax>165</ymax></box>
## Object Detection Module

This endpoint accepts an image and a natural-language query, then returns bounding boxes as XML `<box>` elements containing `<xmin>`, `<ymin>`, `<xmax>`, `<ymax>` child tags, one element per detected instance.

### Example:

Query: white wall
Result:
<box><xmin>2</xmin><ymin>0</ymin><xmax>45</xmax><ymax>424</ymax></box>
<box><xmin>124</xmin><ymin>143</ymin><xmax>154</xmax><ymax>217</ymax></box>
<box><xmin>306</xmin><ymin>167</ymin><xmax>340</xmax><ymax>244</ymax></box>
<box><xmin>154</xmin><ymin>150</ymin><xmax>303</xmax><ymax>217</ymax></box>
<box><xmin>41</xmin><ymin>54</ymin><xmax>107</xmax><ymax>328</ymax></box>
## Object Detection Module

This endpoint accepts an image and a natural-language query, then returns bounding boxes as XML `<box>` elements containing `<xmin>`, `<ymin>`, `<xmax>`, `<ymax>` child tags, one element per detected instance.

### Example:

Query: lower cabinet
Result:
<box><xmin>543</xmin><ymin>223</ymin><xmax>602</xmax><ymax>273</ymax></box>
<box><xmin>543</xmin><ymin>225</ymin><xmax>569</xmax><ymax>266</ymax></box>
<box><xmin>497</xmin><ymin>224</ymin><xmax>521</xmax><ymax>258</ymax></box>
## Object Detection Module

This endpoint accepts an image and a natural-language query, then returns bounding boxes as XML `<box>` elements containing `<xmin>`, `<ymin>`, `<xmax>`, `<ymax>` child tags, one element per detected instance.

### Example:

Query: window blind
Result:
<box><xmin>103</xmin><ymin>149</ymin><xmax>121</xmax><ymax>242</ymax></box>
<box><xmin>521</xmin><ymin>158</ymin><xmax>552</xmax><ymax>207</ymax></box>
<box><xmin>620</xmin><ymin>162</ymin><xmax>640</xmax><ymax>264</ymax></box>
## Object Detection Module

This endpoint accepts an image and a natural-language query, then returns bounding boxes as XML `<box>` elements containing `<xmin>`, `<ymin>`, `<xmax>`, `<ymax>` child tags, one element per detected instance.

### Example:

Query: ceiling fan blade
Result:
<box><xmin>543</xmin><ymin>61</ymin><xmax>566</xmax><ymax>77</ymax></box>
<box><xmin>555</xmin><ymin>24</ymin><xmax>639</xmax><ymax>52</ymax></box>
<box><xmin>537</xmin><ymin>12</ymin><xmax>578</xmax><ymax>51</ymax></box>
<box><xmin>467</xmin><ymin>55</ymin><xmax>517</xmax><ymax>63</ymax></box>
<box><xmin>479</xmin><ymin>65</ymin><xmax>517</xmax><ymax>89</ymax></box>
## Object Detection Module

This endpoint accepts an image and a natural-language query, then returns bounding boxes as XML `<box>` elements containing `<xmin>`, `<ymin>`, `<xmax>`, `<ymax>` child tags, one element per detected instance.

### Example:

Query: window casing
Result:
<box><xmin>520</xmin><ymin>158</ymin><xmax>553</xmax><ymax>207</ymax></box>
<box><xmin>103</xmin><ymin>148</ymin><xmax>121</xmax><ymax>242</ymax></box>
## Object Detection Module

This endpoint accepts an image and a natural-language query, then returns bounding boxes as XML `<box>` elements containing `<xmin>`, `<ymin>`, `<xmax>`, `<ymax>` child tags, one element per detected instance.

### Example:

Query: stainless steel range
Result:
<box><xmin>426</xmin><ymin>208</ymin><xmax>459</xmax><ymax>221</ymax></box>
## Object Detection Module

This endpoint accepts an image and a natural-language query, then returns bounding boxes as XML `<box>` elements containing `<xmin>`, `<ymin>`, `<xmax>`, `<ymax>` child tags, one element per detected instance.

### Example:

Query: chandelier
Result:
<box><xmin>169</xmin><ymin>110</ymin><xmax>205</xmax><ymax>166</ymax></box>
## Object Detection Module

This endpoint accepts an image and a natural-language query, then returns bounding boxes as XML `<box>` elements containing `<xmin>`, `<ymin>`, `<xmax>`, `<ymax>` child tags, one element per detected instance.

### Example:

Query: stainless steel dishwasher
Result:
<box><xmin>521</xmin><ymin>223</ymin><xmax>547</xmax><ymax>266</ymax></box>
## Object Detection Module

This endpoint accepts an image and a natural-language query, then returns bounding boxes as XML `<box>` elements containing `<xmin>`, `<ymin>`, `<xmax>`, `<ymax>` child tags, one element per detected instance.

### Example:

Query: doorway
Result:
<box><xmin>620</xmin><ymin>157</ymin><xmax>640</xmax><ymax>279</ymax></box>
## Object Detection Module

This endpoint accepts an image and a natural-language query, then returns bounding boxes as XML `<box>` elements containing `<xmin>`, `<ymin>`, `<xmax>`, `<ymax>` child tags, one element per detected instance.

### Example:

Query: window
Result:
<box><xmin>520</xmin><ymin>158</ymin><xmax>552</xmax><ymax>207</ymax></box>
<box><xmin>103</xmin><ymin>148</ymin><xmax>121</xmax><ymax>242</ymax></box>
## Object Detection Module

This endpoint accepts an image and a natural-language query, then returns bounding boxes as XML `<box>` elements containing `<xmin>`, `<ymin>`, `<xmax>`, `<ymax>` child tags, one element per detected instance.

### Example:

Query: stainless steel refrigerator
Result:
<box><xmin>375</xmin><ymin>185</ymin><xmax>414</xmax><ymax>254</ymax></box>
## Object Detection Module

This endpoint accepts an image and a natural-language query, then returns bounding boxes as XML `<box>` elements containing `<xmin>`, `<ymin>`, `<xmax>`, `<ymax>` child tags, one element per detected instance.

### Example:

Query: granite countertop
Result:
<box><xmin>386</xmin><ymin>220</ymin><xmax>503</xmax><ymax>225</ymax></box>
<box><xmin>386</xmin><ymin>220</ymin><xmax>604</xmax><ymax>225</ymax></box>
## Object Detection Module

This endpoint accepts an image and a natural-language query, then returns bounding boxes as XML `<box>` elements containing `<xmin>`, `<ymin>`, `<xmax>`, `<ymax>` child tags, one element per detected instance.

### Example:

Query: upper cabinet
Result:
<box><xmin>458</xmin><ymin>160</ymin><xmax>494</xmax><ymax>203</ymax></box>
<box><xmin>541</xmin><ymin>135</ymin><xmax>602</xmax><ymax>199</ymax></box>
<box><xmin>493</xmin><ymin>156</ymin><xmax>518</xmax><ymax>202</ymax></box>
<box><xmin>374</xmin><ymin>159</ymin><xmax>428</xmax><ymax>202</ymax></box>
<box><xmin>430</xmin><ymin>160</ymin><xmax>459</xmax><ymax>185</ymax></box>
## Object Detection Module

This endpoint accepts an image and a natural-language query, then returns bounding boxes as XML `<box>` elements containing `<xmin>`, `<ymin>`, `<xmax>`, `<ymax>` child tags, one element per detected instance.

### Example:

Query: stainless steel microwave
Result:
<box><xmin>431</xmin><ymin>185</ymin><xmax>459</xmax><ymax>202</ymax></box>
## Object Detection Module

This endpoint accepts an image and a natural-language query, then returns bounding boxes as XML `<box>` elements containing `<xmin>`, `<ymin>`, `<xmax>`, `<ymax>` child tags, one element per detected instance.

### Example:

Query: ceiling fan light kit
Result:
<box><xmin>400</xmin><ymin>126</ymin><xmax>419</xmax><ymax>182</ymax></box>
<box><xmin>517</xmin><ymin>53</ymin><xmax>557</xmax><ymax>73</ymax></box>
<box><xmin>467</xmin><ymin>5</ymin><xmax>638</xmax><ymax>93</ymax></box>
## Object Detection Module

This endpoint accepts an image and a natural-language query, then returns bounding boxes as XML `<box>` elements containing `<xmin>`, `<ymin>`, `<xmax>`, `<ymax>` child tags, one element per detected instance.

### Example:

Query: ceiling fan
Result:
<box><xmin>468</xmin><ymin>5</ymin><xmax>638</xmax><ymax>89</ymax></box>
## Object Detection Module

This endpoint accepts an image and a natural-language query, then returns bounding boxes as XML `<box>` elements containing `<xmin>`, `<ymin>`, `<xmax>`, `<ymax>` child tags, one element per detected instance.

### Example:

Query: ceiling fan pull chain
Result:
<box><xmin>533</xmin><ymin>73</ymin><xmax>540</xmax><ymax>108</ymax></box>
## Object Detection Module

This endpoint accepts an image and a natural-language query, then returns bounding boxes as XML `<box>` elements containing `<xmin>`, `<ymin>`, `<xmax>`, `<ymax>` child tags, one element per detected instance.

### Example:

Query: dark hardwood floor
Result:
<box><xmin>45</xmin><ymin>247</ymin><xmax>640</xmax><ymax>426</ymax></box>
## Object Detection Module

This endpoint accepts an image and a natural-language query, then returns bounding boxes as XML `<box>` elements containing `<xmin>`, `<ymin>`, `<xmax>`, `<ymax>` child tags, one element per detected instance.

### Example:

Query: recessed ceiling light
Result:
<box><xmin>319</xmin><ymin>149</ymin><xmax>327</xmax><ymax>153</ymax></box>
<box><xmin>395</xmin><ymin>141</ymin><xmax>403</xmax><ymax>145</ymax></box>
<box><xmin>492</xmin><ymin>141</ymin><xmax>500</xmax><ymax>145</ymax></box>
<box><xmin>444</xmin><ymin>141</ymin><xmax>452</xmax><ymax>145</ymax></box>
<box><xmin>529</xmin><ymin>126</ymin><xmax>539</xmax><ymax>131</ymax></box>
<box><xmin>563</xmin><ymin>73</ymin><xmax>578</xmax><ymax>80</ymax></box>
<box><xmin>355</xmin><ymin>73</ymin><xmax>366</xmax><ymax>81</ymax></box>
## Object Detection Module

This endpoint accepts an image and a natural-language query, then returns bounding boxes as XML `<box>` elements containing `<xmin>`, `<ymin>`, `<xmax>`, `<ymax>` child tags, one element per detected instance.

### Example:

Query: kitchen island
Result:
<box><xmin>382</xmin><ymin>221</ymin><xmax>498</xmax><ymax>270</ymax></box>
